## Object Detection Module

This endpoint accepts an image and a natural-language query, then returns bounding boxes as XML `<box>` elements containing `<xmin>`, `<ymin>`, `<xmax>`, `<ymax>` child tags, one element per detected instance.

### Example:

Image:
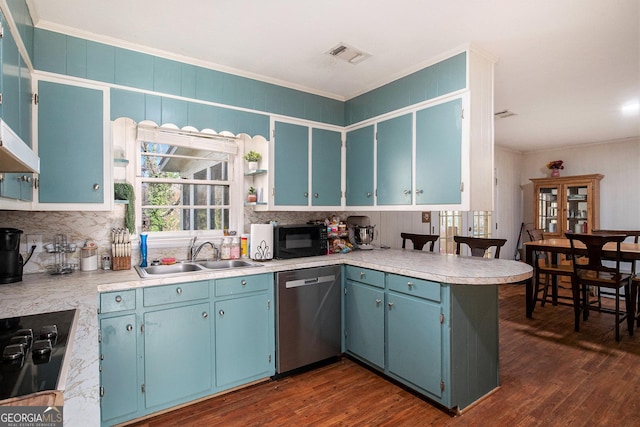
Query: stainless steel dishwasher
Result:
<box><xmin>275</xmin><ymin>265</ymin><xmax>341</xmax><ymax>375</ymax></box>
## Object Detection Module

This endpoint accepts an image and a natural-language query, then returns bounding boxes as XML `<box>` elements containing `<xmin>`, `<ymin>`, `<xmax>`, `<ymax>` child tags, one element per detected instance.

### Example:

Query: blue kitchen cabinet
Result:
<box><xmin>311</xmin><ymin>128</ymin><xmax>342</xmax><ymax>206</ymax></box>
<box><xmin>143</xmin><ymin>301</ymin><xmax>212</xmax><ymax>409</ymax></box>
<box><xmin>214</xmin><ymin>273</ymin><xmax>274</xmax><ymax>389</ymax></box>
<box><xmin>142</xmin><ymin>281</ymin><xmax>212</xmax><ymax>410</ymax></box>
<box><xmin>344</xmin><ymin>265</ymin><xmax>386</xmax><ymax>369</ymax></box>
<box><xmin>99</xmin><ymin>314</ymin><xmax>139</xmax><ymax>425</ymax></box>
<box><xmin>376</xmin><ymin>113</ymin><xmax>413</xmax><ymax>205</ymax></box>
<box><xmin>1</xmin><ymin>11</ymin><xmax>20</xmax><ymax>136</ymax></box>
<box><xmin>37</xmin><ymin>80</ymin><xmax>105</xmax><ymax>204</ymax></box>
<box><xmin>387</xmin><ymin>282</ymin><xmax>443</xmax><ymax>401</ymax></box>
<box><xmin>274</xmin><ymin>121</ymin><xmax>309</xmax><ymax>205</ymax></box>
<box><xmin>98</xmin><ymin>290</ymin><xmax>139</xmax><ymax>426</ymax></box>
<box><xmin>345</xmin><ymin>280</ymin><xmax>385</xmax><ymax>369</ymax></box>
<box><xmin>415</xmin><ymin>98</ymin><xmax>462</xmax><ymax>205</ymax></box>
<box><xmin>345</xmin><ymin>125</ymin><xmax>374</xmax><ymax>206</ymax></box>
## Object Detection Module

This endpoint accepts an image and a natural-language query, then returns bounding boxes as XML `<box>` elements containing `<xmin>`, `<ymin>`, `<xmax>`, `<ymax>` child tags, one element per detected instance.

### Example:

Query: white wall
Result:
<box><xmin>519</xmin><ymin>137</ymin><xmax>640</xmax><ymax>229</ymax></box>
<box><xmin>495</xmin><ymin>147</ymin><xmax>525</xmax><ymax>259</ymax></box>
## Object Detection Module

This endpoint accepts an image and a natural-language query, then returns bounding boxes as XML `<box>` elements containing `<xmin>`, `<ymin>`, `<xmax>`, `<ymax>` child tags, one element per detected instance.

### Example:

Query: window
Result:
<box><xmin>136</xmin><ymin>125</ymin><xmax>241</xmax><ymax>236</ymax></box>
<box><xmin>439</xmin><ymin>210</ymin><xmax>494</xmax><ymax>256</ymax></box>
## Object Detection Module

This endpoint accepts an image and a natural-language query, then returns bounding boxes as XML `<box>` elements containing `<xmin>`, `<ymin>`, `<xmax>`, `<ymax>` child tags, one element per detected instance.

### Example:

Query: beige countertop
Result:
<box><xmin>0</xmin><ymin>249</ymin><xmax>532</xmax><ymax>427</ymax></box>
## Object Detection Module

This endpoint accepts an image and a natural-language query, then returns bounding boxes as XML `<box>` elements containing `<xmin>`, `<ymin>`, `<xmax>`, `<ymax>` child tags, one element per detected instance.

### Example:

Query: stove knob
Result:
<box><xmin>40</xmin><ymin>325</ymin><xmax>58</xmax><ymax>346</ymax></box>
<box><xmin>32</xmin><ymin>339</ymin><xmax>53</xmax><ymax>364</ymax></box>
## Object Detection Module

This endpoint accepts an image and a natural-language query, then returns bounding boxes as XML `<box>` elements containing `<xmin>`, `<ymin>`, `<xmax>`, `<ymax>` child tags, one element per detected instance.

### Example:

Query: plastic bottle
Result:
<box><xmin>241</xmin><ymin>234</ymin><xmax>249</xmax><ymax>258</ymax></box>
<box><xmin>221</xmin><ymin>237</ymin><xmax>231</xmax><ymax>260</ymax></box>
<box><xmin>230</xmin><ymin>237</ymin><xmax>240</xmax><ymax>259</ymax></box>
<box><xmin>140</xmin><ymin>234</ymin><xmax>148</xmax><ymax>267</ymax></box>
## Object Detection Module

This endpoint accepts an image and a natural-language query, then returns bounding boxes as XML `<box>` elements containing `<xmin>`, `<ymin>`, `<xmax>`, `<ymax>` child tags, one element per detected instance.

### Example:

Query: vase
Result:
<box><xmin>247</xmin><ymin>194</ymin><xmax>257</xmax><ymax>203</ymax></box>
<box><xmin>551</xmin><ymin>168</ymin><xmax>560</xmax><ymax>178</ymax></box>
<box><xmin>248</xmin><ymin>161</ymin><xmax>258</xmax><ymax>172</ymax></box>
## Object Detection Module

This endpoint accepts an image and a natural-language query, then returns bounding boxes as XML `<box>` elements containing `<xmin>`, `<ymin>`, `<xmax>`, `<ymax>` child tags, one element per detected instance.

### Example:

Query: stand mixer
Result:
<box><xmin>347</xmin><ymin>216</ymin><xmax>377</xmax><ymax>250</ymax></box>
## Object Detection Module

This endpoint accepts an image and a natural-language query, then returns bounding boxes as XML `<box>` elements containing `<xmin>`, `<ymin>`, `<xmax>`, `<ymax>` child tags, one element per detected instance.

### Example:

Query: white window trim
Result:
<box><xmin>133</xmin><ymin>122</ymin><xmax>245</xmax><ymax>248</ymax></box>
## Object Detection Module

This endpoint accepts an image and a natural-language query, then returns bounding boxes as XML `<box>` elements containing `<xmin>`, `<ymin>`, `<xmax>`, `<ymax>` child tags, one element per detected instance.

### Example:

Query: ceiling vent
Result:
<box><xmin>494</xmin><ymin>110</ymin><xmax>517</xmax><ymax>119</ymax></box>
<box><xmin>326</xmin><ymin>43</ymin><xmax>370</xmax><ymax>65</ymax></box>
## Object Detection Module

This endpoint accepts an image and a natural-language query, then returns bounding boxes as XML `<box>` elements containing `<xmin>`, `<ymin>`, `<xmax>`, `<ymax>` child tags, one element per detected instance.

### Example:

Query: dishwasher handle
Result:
<box><xmin>284</xmin><ymin>274</ymin><xmax>335</xmax><ymax>289</ymax></box>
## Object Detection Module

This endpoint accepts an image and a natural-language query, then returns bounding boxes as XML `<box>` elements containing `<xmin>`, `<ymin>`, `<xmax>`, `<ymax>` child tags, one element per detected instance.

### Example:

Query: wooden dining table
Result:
<box><xmin>523</xmin><ymin>238</ymin><xmax>640</xmax><ymax>318</ymax></box>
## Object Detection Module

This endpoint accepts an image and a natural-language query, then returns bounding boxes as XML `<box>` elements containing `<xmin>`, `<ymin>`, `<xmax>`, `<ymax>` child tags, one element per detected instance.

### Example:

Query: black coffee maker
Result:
<box><xmin>0</xmin><ymin>228</ymin><xmax>28</xmax><ymax>284</ymax></box>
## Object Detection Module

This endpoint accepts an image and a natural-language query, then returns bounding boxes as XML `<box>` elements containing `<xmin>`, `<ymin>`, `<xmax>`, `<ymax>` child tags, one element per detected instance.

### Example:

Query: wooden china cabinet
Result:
<box><xmin>530</xmin><ymin>174</ymin><xmax>603</xmax><ymax>238</ymax></box>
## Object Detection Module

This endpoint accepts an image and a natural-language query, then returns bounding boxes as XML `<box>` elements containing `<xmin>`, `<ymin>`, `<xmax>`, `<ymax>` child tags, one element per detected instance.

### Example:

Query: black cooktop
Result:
<box><xmin>0</xmin><ymin>309</ymin><xmax>76</xmax><ymax>400</ymax></box>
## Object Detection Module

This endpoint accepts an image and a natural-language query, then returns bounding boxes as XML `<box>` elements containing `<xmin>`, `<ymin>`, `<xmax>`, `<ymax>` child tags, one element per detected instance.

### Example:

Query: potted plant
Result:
<box><xmin>243</xmin><ymin>150</ymin><xmax>262</xmax><ymax>171</ymax></box>
<box><xmin>546</xmin><ymin>160</ymin><xmax>564</xmax><ymax>177</ymax></box>
<box><xmin>246</xmin><ymin>186</ymin><xmax>257</xmax><ymax>203</ymax></box>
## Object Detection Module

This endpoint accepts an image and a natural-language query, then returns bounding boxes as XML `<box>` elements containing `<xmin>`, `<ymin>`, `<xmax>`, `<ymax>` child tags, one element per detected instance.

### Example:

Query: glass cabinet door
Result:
<box><xmin>565</xmin><ymin>184</ymin><xmax>589</xmax><ymax>234</ymax></box>
<box><xmin>537</xmin><ymin>186</ymin><xmax>559</xmax><ymax>234</ymax></box>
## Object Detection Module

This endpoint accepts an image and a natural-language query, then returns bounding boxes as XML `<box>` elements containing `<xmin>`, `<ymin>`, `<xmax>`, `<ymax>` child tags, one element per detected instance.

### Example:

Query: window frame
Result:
<box><xmin>134</xmin><ymin>123</ymin><xmax>244</xmax><ymax>248</ymax></box>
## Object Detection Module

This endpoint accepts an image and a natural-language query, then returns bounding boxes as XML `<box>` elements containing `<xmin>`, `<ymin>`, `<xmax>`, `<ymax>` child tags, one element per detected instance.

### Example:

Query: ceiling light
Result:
<box><xmin>621</xmin><ymin>101</ymin><xmax>640</xmax><ymax>115</ymax></box>
<box><xmin>326</xmin><ymin>43</ymin><xmax>370</xmax><ymax>65</ymax></box>
<box><xmin>494</xmin><ymin>110</ymin><xmax>517</xmax><ymax>119</ymax></box>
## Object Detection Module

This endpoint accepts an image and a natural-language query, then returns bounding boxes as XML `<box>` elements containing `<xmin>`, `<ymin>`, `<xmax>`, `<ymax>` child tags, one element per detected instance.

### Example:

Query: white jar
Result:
<box><xmin>80</xmin><ymin>246</ymin><xmax>98</xmax><ymax>271</ymax></box>
<box><xmin>221</xmin><ymin>238</ymin><xmax>231</xmax><ymax>260</ymax></box>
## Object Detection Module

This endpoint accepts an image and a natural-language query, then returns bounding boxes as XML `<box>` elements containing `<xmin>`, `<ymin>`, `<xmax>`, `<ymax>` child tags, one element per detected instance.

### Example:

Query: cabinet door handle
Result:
<box><xmin>115</xmin><ymin>295</ymin><xmax>122</xmax><ymax>303</ymax></box>
<box><xmin>241</xmin><ymin>280</ymin><xmax>247</xmax><ymax>286</ymax></box>
<box><xmin>126</xmin><ymin>324</ymin><xmax>133</xmax><ymax>332</ymax></box>
<box><xmin>202</xmin><ymin>312</ymin><xmax>209</xmax><ymax>319</ymax></box>
<box><xmin>407</xmin><ymin>281</ymin><xmax>414</xmax><ymax>289</ymax></box>
<box><xmin>415</xmin><ymin>189</ymin><xmax>423</xmax><ymax>194</ymax></box>
<box><xmin>176</xmin><ymin>287</ymin><xmax>183</xmax><ymax>295</ymax></box>
<box><xmin>375</xmin><ymin>298</ymin><xmax>382</xmax><ymax>306</ymax></box>
<box><xmin>93</xmin><ymin>184</ymin><xmax>100</xmax><ymax>190</ymax></box>
<box><xmin>314</xmin><ymin>193</ymin><xmax>319</xmax><ymax>198</ymax></box>
<box><xmin>218</xmin><ymin>309</ymin><xmax>225</xmax><ymax>317</ymax></box>
<box><xmin>366</xmin><ymin>192</ymin><xmax>372</xmax><ymax>198</ymax></box>
<box><xmin>403</xmin><ymin>190</ymin><xmax>410</xmax><ymax>195</ymax></box>
<box><xmin>304</xmin><ymin>192</ymin><xmax>309</xmax><ymax>198</ymax></box>
<box><xmin>359</xmin><ymin>272</ymin><xmax>365</xmax><ymax>279</ymax></box>
<box><xmin>387</xmin><ymin>302</ymin><xmax>394</xmax><ymax>310</ymax></box>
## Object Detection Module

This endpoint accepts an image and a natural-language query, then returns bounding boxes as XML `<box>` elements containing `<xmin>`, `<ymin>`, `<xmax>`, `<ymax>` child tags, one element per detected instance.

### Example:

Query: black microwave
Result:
<box><xmin>273</xmin><ymin>224</ymin><xmax>328</xmax><ymax>259</ymax></box>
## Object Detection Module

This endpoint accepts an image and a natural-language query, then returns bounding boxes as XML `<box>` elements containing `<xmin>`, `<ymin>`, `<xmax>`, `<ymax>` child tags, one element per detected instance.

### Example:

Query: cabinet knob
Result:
<box><xmin>93</xmin><ymin>184</ymin><xmax>100</xmax><ymax>190</ymax></box>
<box><xmin>126</xmin><ymin>324</ymin><xmax>133</xmax><ymax>332</ymax></box>
<box><xmin>314</xmin><ymin>193</ymin><xmax>319</xmax><ymax>198</ymax></box>
<box><xmin>366</xmin><ymin>192</ymin><xmax>372</xmax><ymax>198</ymax></box>
<box><xmin>407</xmin><ymin>281</ymin><xmax>414</xmax><ymax>289</ymax></box>
<box><xmin>403</xmin><ymin>190</ymin><xmax>410</xmax><ymax>195</ymax></box>
<box><xmin>115</xmin><ymin>295</ymin><xmax>122</xmax><ymax>303</ymax></box>
<box><xmin>387</xmin><ymin>302</ymin><xmax>394</xmax><ymax>310</ymax></box>
<box><xmin>176</xmin><ymin>287</ymin><xmax>183</xmax><ymax>295</ymax></box>
<box><xmin>241</xmin><ymin>280</ymin><xmax>247</xmax><ymax>286</ymax></box>
<box><xmin>415</xmin><ymin>189</ymin><xmax>423</xmax><ymax>194</ymax></box>
<box><xmin>218</xmin><ymin>309</ymin><xmax>225</xmax><ymax>317</ymax></box>
<box><xmin>375</xmin><ymin>298</ymin><xmax>382</xmax><ymax>306</ymax></box>
<box><xmin>202</xmin><ymin>312</ymin><xmax>209</xmax><ymax>319</ymax></box>
<box><xmin>304</xmin><ymin>192</ymin><xmax>309</xmax><ymax>198</ymax></box>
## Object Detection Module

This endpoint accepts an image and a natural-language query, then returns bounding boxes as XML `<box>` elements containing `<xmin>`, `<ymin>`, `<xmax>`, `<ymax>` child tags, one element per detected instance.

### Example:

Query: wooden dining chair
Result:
<box><xmin>400</xmin><ymin>233</ymin><xmax>439</xmax><ymax>252</ymax></box>
<box><xmin>526</xmin><ymin>229</ymin><xmax>574</xmax><ymax>307</ymax></box>
<box><xmin>453</xmin><ymin>236</ymin><xmax>507</xmax><ymax>259</ymax></box>
<box><xmin>565</xmin><ymin>232</ymin><xmax>636</xmax><ymax>341</ymax></box>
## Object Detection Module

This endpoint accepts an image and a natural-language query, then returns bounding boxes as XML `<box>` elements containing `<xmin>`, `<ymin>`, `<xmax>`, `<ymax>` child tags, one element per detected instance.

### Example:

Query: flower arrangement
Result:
<box><xmin>546</xmin><ymin>160</ymin><xmax>564</xmax><ymax>170</ymax></box>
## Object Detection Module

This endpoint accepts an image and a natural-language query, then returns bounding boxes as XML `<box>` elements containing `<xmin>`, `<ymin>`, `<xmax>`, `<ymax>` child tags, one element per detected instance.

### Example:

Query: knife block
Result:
<box><xmin>112</xmin><ymin>255</ymin><xmax>131</xmax><ymax>271</ymax></box>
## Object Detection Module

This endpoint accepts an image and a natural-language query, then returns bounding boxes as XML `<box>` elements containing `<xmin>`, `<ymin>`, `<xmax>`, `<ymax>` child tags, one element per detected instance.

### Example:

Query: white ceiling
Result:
<box><xmin>27</xmin><ymin>0</ymin><xmax>639</xmax><ymax>152</ymax></box>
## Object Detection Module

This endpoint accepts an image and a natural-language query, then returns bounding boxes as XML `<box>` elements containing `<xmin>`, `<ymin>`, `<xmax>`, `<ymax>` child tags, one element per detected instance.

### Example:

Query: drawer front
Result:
<box><xmin>388</xmin><ymin>274</ymin><xmax>441</xmax><ymax>302</ymax></box>
<box><xmin>100</xmin><ymin>290</ymin><xmax>136</xmax><ymax>313</ymax></box>
<box><xmin>143</xmin><ymin>280</ymin><xmax>209</xmax><ymax>307</ymax></box>
<box><xmin>344</xmin><ymin>265</ymin><xmax>385</xmax><ymax>288</ymax></box>
<box><xmin>215</xmin><ymin>274</ymin><xmax>270</xmax><ymax>297</ymax></box>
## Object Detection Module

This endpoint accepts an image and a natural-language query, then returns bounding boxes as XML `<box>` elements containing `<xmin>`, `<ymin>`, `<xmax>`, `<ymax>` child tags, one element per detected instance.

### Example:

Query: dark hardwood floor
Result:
<box><xmin>125</xmin><ymin>284</ymin><xmax>640</xmax><ymax>426</ymax></box>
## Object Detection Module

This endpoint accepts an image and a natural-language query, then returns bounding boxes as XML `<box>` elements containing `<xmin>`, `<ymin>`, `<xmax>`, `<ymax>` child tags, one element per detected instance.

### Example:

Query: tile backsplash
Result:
<box><xmin>0</xmin><ymin>207</ymin><xmax>382</xmax><ymax>274</ymax></box>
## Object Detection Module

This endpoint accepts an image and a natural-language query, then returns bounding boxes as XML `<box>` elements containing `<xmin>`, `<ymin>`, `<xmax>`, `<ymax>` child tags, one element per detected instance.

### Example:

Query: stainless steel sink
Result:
<box><xmin>135</xmin><ymin>263</ymin><xmax>204</xmax><ymax>278</ymax></box>
<box><xmin>197</xmin><ymin>259</ymin><xmax>261</xmax><ymax>269</ymax></box>
<box><xmin>135</xmin><ymin>259</ymin><xmax>262</xmax><ymax>278</ymax></box>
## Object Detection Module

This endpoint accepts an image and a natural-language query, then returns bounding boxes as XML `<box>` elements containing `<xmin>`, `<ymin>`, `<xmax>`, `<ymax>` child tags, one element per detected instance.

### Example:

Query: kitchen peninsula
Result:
<box><xmin>0</xmin><ymin>250</ymin><xmax>532</xmax><ymax>427</ymax></box>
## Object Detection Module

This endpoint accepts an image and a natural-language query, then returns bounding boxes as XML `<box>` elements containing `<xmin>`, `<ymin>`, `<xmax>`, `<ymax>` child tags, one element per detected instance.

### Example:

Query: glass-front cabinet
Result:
<box><xmin>530</xmin><ymin>174</ymin><xmax>603</xmax><ymax>238</ymax></box>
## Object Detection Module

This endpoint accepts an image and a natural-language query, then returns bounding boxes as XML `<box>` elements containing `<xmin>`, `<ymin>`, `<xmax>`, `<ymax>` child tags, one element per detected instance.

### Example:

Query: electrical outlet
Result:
<box><xmin>26</xmin><ymin>234</ymin><xmax>43</xmax><ymax>253</ymax></box>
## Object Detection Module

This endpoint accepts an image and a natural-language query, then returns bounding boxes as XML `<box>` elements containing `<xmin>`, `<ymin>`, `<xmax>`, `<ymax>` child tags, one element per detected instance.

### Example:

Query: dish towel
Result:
<box><xmin>114</xmin><ymin>182</ymin><xmax>135</xmax><ymax>234</ymax></box>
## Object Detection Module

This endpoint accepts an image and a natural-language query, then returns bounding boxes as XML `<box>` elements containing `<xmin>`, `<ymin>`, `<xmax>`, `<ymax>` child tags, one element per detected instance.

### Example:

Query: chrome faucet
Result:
<box><xmin>191</xmin><ymin>241</ymin><xmax>219</xmax><ymax>261</ymax></box>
